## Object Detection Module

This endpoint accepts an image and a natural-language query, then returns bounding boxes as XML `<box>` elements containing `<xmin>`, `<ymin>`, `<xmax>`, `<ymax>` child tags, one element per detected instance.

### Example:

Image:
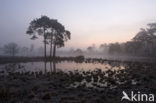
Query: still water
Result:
<box><xmin>0</xmin><ymin>61</ymin><xmax>125</xmax><ymax>73</ymax></box>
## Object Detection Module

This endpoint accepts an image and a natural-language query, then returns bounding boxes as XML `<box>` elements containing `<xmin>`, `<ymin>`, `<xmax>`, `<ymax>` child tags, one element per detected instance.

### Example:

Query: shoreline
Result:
<box><xmin>0</xmin><ymin>56</ymin><xmax>156</xmax><ymax>64</ymax></box>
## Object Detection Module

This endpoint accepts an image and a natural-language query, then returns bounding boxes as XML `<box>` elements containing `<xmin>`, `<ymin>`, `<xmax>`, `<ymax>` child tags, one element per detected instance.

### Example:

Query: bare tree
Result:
<box><xmin>3</xmin><ymin>42</ymin><xmax>19</xmax><ymax>57</ymax></box>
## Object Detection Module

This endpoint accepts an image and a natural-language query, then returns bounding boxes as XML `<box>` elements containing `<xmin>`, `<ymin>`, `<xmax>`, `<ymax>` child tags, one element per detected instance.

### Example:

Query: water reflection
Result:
<box><xmin>49</xmin><ymin>61</ymin><xmax>56</xmax><ymax>73</ymax></box>
<box><xmin>0</xmin><ymin>61</ymin><xmax>125</xmax><ymax>74</ymax></box>
<box><xmin>44</xmin><ymin>61</ymin><xmax>47</xmax><ymax>73</ymax></box>
<box><xmin>44</xmin><ymin>61</ymin><xmax>56</xmax><ymax>74</ymax></box>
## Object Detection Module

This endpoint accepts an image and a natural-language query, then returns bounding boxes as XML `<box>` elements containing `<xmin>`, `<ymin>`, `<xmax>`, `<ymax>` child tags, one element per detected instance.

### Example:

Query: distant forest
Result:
<box><xmin>101</xmin><ymin>23</ymin><xmax>156</xmax><ymax>57</ymax></box>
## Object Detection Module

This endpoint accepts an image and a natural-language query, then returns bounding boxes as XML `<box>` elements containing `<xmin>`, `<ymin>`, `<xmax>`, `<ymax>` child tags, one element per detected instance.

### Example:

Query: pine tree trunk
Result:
<box><xmin>44</xmin><ymin>29</ymin><xmax>47</xmax><ymax>61</ymax></box>
<box><xmin>44</xmin><ymin>61</ymin><xmax>47</xmax><ymax>73</ymax></box>
<box><xmin>53</xmin><ymin>43</ymin><xmax>56</xmax><ymax>59</ymax></box>
<box><xmin>50</xmin><ymin>34</ymin><xmax>53</xmax><ymax>59</ymax></box>
<box><xmin>50</xmin><ymin>43</ymin><xmax>52</xmax><ymax>59</ymax></box>
<box><xmin>44</xmin><ymin>38</ymin><xmax>47</xmax><ymax>59</ymax></box>
<box><xmin>53</xmin><ymin>61</ymin><xmax>56</xmax><ymax>73</ymax></box>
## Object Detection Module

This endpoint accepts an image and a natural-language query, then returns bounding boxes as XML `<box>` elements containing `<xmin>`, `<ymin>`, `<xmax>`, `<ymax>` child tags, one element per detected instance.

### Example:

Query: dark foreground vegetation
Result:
<box><xmin>0</xmin><ymin>59</ymin><xmax>156</xmax><ymax>103</ymax></box>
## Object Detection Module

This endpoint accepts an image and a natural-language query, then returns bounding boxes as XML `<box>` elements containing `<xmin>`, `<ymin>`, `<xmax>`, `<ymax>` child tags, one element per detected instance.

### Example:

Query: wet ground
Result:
<box><xmin>0</xmin><ymin>60</ymin><xmax>156</xmax><ymax>103</ymax></box>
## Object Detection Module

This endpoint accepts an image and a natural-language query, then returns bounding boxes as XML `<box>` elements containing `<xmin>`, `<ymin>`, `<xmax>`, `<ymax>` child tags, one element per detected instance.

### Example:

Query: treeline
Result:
<box><xmin>105</xmin><ymin>41</ymin><xmax>156</xmax><ymax>57</ymax></box>
<box><xmin>83</xmin><ymin>23</ymin><xmax>156</xmax><ymax>57</ymax></box>
<box><xmin>101</xmin><ymin>23</ymin><xmax>156</xmax><ymax>57</ymax></box>
<box><xmin>0</xmin><ymin>43</ymin><xmax>36</xmax><ymax>57</ymax></box>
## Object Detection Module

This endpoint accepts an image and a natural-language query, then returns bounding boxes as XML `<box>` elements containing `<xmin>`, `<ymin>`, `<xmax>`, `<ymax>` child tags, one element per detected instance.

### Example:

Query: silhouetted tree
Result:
<box><xmin>133</xmin><ymin>24</ymin><xmax>156</xmax><ymax>56</ymax></box>
<box><xmin>133</xmin><ymin>28</ymin><xmax>151</xmax><ymax>42</ymax></box>
<box><xmin>147</xmin><ymin>23</ymin><xmax>156</xmax><ymax>56</ymax></box>
<box><xmin>46</xmin><ymin>19</ymin><xmax>57</xmax><ymax>58</ymax></box>
<box><xmin>26</xmin><ymin>16</ymin><xmax>51</xmax><ymax>59</ymax></box>
<box><xmin>47</xmin><ymin>19</ymin><xmax>71</xmax><ymax>59</ymax></box>
<box><xmin>3</xmin><ymin>42</ymin><xmax>19</xmax><ymax>57</ymax></box>
<box><xmin>147</xmin><ymin>23</ymin><xmax>156</xmax><ymax>36</ymax></box>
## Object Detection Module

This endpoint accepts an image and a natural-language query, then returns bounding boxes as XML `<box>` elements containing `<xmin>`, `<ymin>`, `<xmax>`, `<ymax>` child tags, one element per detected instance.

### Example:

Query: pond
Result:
<box><xmin>0</xmin><ymin>61</ymin><xmax>125</xmax><ymax>74</ymax></box>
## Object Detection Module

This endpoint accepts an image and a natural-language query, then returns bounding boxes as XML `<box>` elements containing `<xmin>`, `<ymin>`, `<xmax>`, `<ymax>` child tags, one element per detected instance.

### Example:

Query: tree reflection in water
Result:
<box><xmin>46</xmin><ymin>61</ymin><xmax>56</xmax><ymax>74</ymax></box>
